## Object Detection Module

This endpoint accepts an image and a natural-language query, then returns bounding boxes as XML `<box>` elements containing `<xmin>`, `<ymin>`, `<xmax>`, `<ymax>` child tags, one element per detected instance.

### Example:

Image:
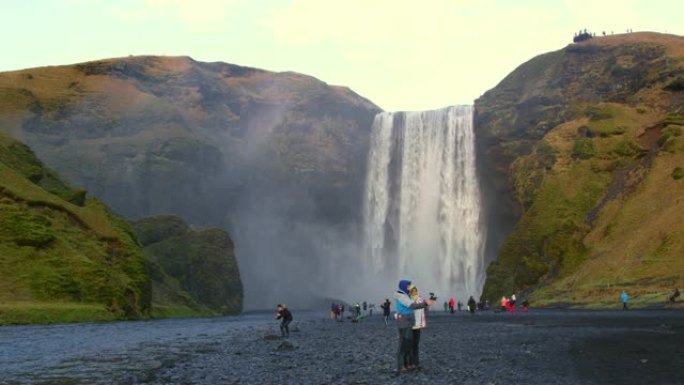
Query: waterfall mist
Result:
<box><xmin>362</xmin><ymin>105</ymin><xmax>486</xmax><ymax>301</ymax></box>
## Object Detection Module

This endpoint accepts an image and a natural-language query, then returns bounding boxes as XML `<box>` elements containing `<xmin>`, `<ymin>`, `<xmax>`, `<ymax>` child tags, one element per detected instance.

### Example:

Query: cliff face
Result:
<box><xmin>0</xmin><ymin>132</ymin><xmax>150</xmax><ymax>324</ymax></box>
<box><xmin>0</xmin><ymin>56</ymin><xmax>379</xmax><ymax>224</ymax></box>
<box><xmin>0</xmin><ymin>56</ymin><xmax>381</xmax><ymax>308</ymax></box>
<box><xmin>475</xmin><ymin>32</ymin><xmax>684</xmax><ymax>307</ymax></box>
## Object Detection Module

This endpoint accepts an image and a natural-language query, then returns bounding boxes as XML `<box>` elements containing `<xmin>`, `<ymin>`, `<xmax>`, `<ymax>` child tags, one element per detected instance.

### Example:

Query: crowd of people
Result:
<box><xmin>275</xmin><ymin>285</ymin><xmax>684</xmax><ymax>375</ymax></box>
<box><xmin>620</xmin><ymin>287</ymin><xmax>681</xmax><ymax>309</ymax></box>
<box><xmin>329</xmin><ymin>301</ymin><xmax>376</xmax><ymax>322</ymax></box>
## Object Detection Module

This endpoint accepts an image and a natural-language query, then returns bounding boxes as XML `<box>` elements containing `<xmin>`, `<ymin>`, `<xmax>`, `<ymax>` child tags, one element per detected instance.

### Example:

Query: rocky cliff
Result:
<box><xmin>0</xmin><ymin>56</ymin><xmax>381</xmax><ymax>308</ymax></box>
<box><xmin>475</xmin><ymin>32</ymin><xmax>684</xmax><ymax>307</ymax></box>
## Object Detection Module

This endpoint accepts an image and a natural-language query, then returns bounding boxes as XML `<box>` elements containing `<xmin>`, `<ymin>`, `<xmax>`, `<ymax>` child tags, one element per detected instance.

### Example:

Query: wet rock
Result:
<box><xmin>263</xmin><ymin>334</ymin><xmax>280</xmax><ymax>341</ymax></box>
<box><xmin>276</xmin><ymin>341</ymin><xmax>299</xmax><ymax>351</ymax></box>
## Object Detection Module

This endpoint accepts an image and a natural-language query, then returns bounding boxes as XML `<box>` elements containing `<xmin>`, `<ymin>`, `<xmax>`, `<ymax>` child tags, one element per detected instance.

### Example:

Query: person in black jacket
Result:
<box><xmin>467</xmin><ymin>296</ymin><xmax>476</xmax><ymax>315</ymax></box>
<box><xmin>276</xmin><ymin>304</ymin><xmax>293</xmax><ymax>338</ymax></box>
<box><xmin>670</xmin><ymin>288</ymin><xmax>680</xmax><ymax>303</ymax></box>
<box><xmin>381</xmin><ymin>299</ymin><xmax>391</xmax><ymax>325</ymax></box>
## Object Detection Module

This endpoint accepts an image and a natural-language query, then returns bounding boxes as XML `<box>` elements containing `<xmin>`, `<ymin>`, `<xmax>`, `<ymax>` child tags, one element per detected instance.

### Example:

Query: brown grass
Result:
<box><xmin>579</xmin><ymin>32</ymin><xmax>684</xmax><ymax>57</ymax></box>
<box><xmin>534</xmin><ymin>151</ymin><xmax>684</xmax><ymax>305</ymax></box>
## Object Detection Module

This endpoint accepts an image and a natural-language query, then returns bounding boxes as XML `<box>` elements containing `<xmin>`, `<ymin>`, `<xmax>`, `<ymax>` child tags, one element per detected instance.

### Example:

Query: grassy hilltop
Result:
<box><xmin>476</xmin><ymin>32</ymin><xmax>684</xmax><ymax>308</ymax></box>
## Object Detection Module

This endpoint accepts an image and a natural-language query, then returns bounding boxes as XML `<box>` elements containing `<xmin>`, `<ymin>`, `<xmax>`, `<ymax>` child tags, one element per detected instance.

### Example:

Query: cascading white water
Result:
<box><xmin>363</xmin><ymin>105</ymin><xmax>486</xmax><ymax>299</ymax></box>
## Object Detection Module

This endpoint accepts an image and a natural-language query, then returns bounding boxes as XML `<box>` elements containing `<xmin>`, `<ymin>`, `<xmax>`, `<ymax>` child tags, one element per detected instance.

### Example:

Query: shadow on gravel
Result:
<box><xmin>571</xmin><ymin>324</ymin><xmax>684</xmax><ymax>385</ymax></box>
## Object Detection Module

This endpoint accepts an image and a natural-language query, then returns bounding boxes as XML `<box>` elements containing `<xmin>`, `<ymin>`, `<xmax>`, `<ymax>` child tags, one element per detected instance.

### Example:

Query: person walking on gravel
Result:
<box><xmin>621</xmin><ymin>291</ymin><xmax>629</xmax><ymax>310</ymax></box>
<box><xmin>381</xmin><ymin>299</ymin><xmax>391</xmax><ymax>325</ymax></box>
<box><xmin>467</xmin><ymin>296</ymin><xmax>476</xmax><ymax>315</ymax></box>
<box><xmin>394</xmin><ymin>280</ymin><xmax>433</xmax><ymax>373</ymax></box>
<box><xmin>276</xmin><ymin>304</ymin><xmax>293</xmax><ymax>338</ymax></box>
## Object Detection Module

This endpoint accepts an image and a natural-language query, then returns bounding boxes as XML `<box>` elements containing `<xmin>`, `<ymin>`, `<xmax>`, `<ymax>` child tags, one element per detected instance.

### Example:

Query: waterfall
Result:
<box><xmin>363</xmin><ymin>105</ymin><xmax>486</xmax><ymax>299</ymax></box>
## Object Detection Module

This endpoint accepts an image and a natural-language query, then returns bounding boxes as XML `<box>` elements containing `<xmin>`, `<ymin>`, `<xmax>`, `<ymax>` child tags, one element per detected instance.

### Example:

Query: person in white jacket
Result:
<box><xmin>410</xmin><ymin>286</ymin><xmax>427</xmax><ymax>369</ymax></box>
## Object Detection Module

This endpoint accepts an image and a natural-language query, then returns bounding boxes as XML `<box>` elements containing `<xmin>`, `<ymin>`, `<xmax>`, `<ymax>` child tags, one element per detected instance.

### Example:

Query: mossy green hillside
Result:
<box><xmin>480</xmin><ymin>41</ymin><xmax>684</xmax><ymax>308</ymax></box>
<box><xmin>0</xmin><ymin>132</ymin><xmax>150</xmax><ymax>325</ymax></box>
<box><xmin>132</xmin><ymin>215</ymin><xmax>243</xmax><ymax>316</ymax></box>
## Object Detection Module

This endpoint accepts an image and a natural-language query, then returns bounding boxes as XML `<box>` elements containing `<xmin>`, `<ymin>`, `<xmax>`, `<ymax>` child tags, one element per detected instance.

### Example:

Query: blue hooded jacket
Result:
<box><xmin>395</xmin><ymin>280</ymin><xmax>413</xmax><ymax>316</ymax></box>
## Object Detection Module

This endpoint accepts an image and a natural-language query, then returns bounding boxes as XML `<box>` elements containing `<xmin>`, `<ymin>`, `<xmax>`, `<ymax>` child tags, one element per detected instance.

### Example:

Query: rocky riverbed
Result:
<box><xmin>1</xmin><ymin>309</ymin><xmax>683</xmax><ymax>384</ymax></box>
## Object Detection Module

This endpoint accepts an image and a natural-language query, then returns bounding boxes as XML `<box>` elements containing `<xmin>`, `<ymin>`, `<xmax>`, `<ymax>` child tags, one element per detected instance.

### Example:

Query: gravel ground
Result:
<box><xmin>2</xmin><ymin>309</ymin><xmax>684</xmax><ymax>385</ymax></box>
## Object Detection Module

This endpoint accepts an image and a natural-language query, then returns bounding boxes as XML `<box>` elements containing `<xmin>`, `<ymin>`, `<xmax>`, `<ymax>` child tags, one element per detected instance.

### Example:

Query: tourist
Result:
<box><xmin>443</xmin><ymin>301</ymin><xmax>448</xmax><ymax>312</ymax></box>
<box><xmin>394</xmin><ymin>280</ymin><xmax>433</xmax><ymax>373</ymax></box>
<box><xmin>275</xmin><ymin>304</ymin><xmax>293</xmax><ymax>338</ymax></box>
<box><xmin>670</xmin><ymin>288</ymin><xmax>680</xmax><ymax>303</ymax></box>
<box><xmin>510</xmin><ymin>294</ymin><xmax>517</xmax><ymax>312</ymax></box>
<box><xmin>467</xmin><ymin>296</ymin><xmax>476</xmax><ymax>315</ymax></box>
<box><xmin>522</xmin><ymin>300</ymin><xmax>530</xmax><ymax>312</ymax></box>
<box><xmin>353</xmin><ymin>302</ymin><xmax>361</xmax><ymax>321</ymax></box>
<box><xmin>410</xmin><ymin>286</ymin><xmax>427</xmax><ymax>370</ymax></box>
<box><xmin>621</xmin><ymin>290</ymin><xmax>629</xmax><ymax>310</ymax></box>
<box><xmin>448</xmin><ymin>297</ymin><xmax>455</xmax><ymax>314</ymax></box>
<box><xmin>381</xmin><ymin>299</ymin><xmax>391</xmax><ymax>325</ymax></box>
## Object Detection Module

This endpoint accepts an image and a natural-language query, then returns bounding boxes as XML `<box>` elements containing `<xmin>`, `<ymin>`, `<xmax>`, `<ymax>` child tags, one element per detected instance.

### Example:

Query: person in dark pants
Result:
<box><xmin>410</xmin><ymin>286</ymin><xmax>427</xmax><ymax>370</ymax></box>
<box><xmin>467</xmin><ymin>296</ymin><xmax>476</xmax><ymax>315</ymax></box>
<box><xmin>393</xmin><ymin>280</ymin><xmax>433</xmax><ymax>373</ymax></box>
<box><xmin>275</xmin><ymin>304</ymin><xmax>293</xmax><ymax>338</ymax></box>
<box><xmin>621</xmin><ymin>291</ymin><xmax>629</xmax><ymax>310</ymax></box>
<box><xmin>381</xmin><ymin>299</ymin><xmax>391</xmax><ymax>325</ymax></box>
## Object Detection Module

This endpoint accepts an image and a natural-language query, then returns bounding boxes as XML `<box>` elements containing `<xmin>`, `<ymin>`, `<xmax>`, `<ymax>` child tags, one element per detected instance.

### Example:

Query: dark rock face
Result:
<box><xmin>0</xmin><ymin>56</ymin><xmax>381</xmax><ymax>309</ymax></box>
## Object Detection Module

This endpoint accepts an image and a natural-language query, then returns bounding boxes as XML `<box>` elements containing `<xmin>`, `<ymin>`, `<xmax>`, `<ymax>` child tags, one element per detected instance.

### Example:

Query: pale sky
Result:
<box><xmin>3</xmin><ymin>0</ymin><xmax>683</xmax><ymax>111</ymax></box>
